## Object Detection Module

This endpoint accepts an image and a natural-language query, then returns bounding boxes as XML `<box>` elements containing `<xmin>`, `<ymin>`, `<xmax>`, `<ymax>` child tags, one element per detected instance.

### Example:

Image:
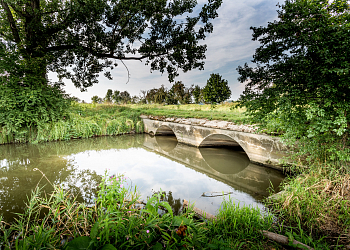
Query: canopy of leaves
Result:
<box><xmin>0</xmin><ymin>0</ymin><xmax>222</xmax><ymax>90</ymax></box>
<box><xmin>202</xmin><ymin>73</ymin><xmax>231</xmax><ymax>104</ymax></box>
<box><xmin>237</xmin><ymin>0</ymin><xmax>350</xmax><ymax>163</ymax></box>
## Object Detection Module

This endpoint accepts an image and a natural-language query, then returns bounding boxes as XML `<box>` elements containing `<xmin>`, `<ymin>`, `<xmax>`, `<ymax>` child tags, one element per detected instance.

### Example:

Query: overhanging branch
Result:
<box><xmin>1</xmin><ymin>0</ymin><xmax>21</xmax><ymax>44</ymax></box>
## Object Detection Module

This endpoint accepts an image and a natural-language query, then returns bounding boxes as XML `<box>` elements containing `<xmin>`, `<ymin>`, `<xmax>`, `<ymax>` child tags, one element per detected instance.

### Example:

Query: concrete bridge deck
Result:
<box><xmin>141</xmin><ymin>117</ymin><xmax>288</xmax><ymax>169</ymax></box>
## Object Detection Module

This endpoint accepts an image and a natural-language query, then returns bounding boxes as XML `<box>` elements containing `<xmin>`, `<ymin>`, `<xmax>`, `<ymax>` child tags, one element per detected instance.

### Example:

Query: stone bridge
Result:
<box><xmin>142</xmin><ymin>135</ymin><xmax>285</xmax><ymax>197</ymax></box>
<box><xmin>141</xmin><ymin>117</ymin><xmax>288</xmax><ymax>169</ymax></box>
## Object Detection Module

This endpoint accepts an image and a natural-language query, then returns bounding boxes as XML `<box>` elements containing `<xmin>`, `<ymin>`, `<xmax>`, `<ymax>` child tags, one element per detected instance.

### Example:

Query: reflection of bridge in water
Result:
<box><xmin>143</xmin><ymin>135</ymin><xmax>285</xmax><ymax>199</ymax></box>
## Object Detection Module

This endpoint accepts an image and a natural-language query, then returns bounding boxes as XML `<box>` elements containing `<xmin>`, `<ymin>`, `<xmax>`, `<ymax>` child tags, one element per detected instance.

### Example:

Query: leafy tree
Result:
<box><xmin>193</xmin><ymin>85</ymin><xmax>202</xmax><ymax>104</ymax></box>
<box><xmin>104</xmin><ymin>89</ymin><xmax>113</xmax><ymax>103</ymax></box>
<box><xmin>0</xmin><ymin>0</ymin><xmax>222</xmax><ymax>128</ymax></box>
<box><xmin>202</xmin><ymin>73</ymin><xmax>231</xmax><ymax>104</ymax></box>
<box><xmin>130</xmin><ymin>95</ymin><xmax>139</xmax><ymax>104</ymax></box>
<box><xmin>166</xmin><ymin>81</ymin><xmax>193</xmax><ymax>104</ymax></box>
<box><xmin>237</xmin><ymin>0</ymin><xmax>350</xmax><ymax>163</ymax></box>
<box><xmin>139</xmin><ymin>90</ymin><xmax>147</xmax><ymax>104</ymax></box>
<box><xmin>146</xmin><ymin>87</ymin><xmax>167</xmax><ymax>104</ymax></box>
<box><xmin>112</xmin><ymin>90</ymin><xmax>121</xmax><ymax>104</ymax></box>
<box><xmin>91</xmin><ymin>96</ymin><xmax>102</xmax><ymax>104</ymax></box>
<box><xmin>119</xmin><ymin>91</ymin><xmax>131</xmax><ymax>104</ymax></box>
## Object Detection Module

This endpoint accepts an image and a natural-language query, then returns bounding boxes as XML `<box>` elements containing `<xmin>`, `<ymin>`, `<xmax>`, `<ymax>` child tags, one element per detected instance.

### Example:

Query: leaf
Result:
<box><xmin>65</xmin><ymin>236</ymin><xmax>94</xmax><ymax>250</ymax></box>
<box><xmin>159</xmin><ymin>201</ymin><xmax>173</xmax><ymax>218</ymax></box>
<box><xmin>90</xmin><ymin>221</ymin><xmax>99</xmax><ymax>239</ymax></box>
<box><xmin>172</xmin><ymin>216</ymin><xmax>191</xmax><ymax>227</ymax></box>
<box><xmin>151</xmin><ymin>242</ymin><xmax>163</xmax><ymax>250</ymax></box>
<box><xmin>100</xmin><ymin>244</ymin><xmax>117</xmax><ymax>250</ymax></box>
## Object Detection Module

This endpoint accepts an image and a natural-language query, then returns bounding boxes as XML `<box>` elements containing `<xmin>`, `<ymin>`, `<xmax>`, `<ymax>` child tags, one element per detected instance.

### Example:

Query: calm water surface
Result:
<box><xmin>0</xmin><ymin>134</ymin><xmax>285</xmax><ymax>221</ymax></box>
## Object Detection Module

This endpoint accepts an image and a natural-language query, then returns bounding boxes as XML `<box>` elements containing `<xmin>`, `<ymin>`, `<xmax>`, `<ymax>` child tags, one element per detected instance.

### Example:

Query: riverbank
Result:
<box><xmin>0</xmin><ymin>172</ymin><xmax>283</xmax><ymax>249</ymax></box>
<box><xmin>0</xmin><ymin>104</ymin><xmax>144</xmax><ymax>145</ymax></box>
<box><xmin>0</xmin><ymin>103</ymin><xmax>348</xmax><ymax>248</ymax></box>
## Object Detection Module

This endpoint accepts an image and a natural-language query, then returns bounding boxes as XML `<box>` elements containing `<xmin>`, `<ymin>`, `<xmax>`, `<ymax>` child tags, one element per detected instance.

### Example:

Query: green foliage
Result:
<box><xmin>0</xmin><ymin>44</ymin><xmax>70</xmax><ymax>133</ymax></box>
<box><xmin>91</xmin><ymin>96</ymin><xmax>103</xmax><ymax>104</ymax></box>
<box><xmin>0</xmin><ymin>0</ymin><xmax>222</xmax><ymax>90</ymax></box>
<box><xmin>0</xmin><ymin>104</ymin><xmax>144</xmax><ymax>144</ymax></box>
<box><xmin>237</xmin><ymin>0</ymin><xmax>350</xmax><ymax>164</ymax></box>
<box><xmin>208</xmin><ymin>197</ymin><xmax>274</xmax><ymax>248</ymax></box>
<box><xmin>146</xmin><ymin>86</ymin><xmax>167</xmax><ymax>104</ymax></box>
<box><xmin>166</xmin><ymin>81</ymin><xmax>193</xmax><ymax>105</ymax></box>
<box><xmin>0</xmin><ymin>168</ymin><xmax>333</xmax><ymax>249</ymax></box>
<box><xmin>202</xmin><ymin>73</ymin><xmax>231</xmax><ymax>104</ymax></box>
<box><xmin>192</xmin><ymin>85</ymin><xmax>202</xmax><ymax>104</ymax></box>
<box><xmin>112</xmin><ymin>90</ymin><xmax>121</xmax><ymax>104</ymax></box>
<box><xmin>268</xmin><ymin>164</ymin><xmax>350</xmax><ymax>245</ymax></box>
<box><xmin>119</xmin><ymin>91</ymin><xmax>131</xmax><ymax>104</ymax></box>
<box><xmin>104</xmin><ymin>89</ymin><xmax>113</xmax><ymax>104</ymax></box>
<box><xmin>132</xmin><ymin>103</ymin><xmax>246</xmax><ymax>123</ymax></box>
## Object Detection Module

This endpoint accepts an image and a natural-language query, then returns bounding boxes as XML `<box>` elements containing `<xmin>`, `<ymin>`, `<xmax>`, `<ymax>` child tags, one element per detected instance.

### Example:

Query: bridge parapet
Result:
<box><xmin>142</xmin><ymin>117</ymin><xmax>288</xmax><ymax>170</ymax></box>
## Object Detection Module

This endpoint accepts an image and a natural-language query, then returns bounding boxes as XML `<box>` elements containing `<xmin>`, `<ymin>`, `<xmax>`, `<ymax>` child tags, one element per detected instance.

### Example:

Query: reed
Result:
<box><xmin>267</xmin><ymin>164</ymin><xmax>350</xmax><ymax>247</ymax></box>
<box><xmin>0</xmin><ymin>104</ymin><xmax>144</xmax><ymax>145</ymax></box>
<box><xmin>0</xmin><ymin>171</ymin><xmax>318</xmax><ymax>249</ymax></box>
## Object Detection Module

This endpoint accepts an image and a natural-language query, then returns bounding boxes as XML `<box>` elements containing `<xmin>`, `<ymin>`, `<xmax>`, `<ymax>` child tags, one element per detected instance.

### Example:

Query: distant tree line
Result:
<box><xmin>91</xmin><ymin>73</ymin><xmax>231</xmax><ymax>105</ymax></box>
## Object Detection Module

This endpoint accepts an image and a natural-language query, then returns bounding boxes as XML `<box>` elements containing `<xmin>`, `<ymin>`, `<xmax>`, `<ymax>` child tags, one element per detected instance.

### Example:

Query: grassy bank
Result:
<box><xmin>0</xmin><ymin>172</ymin><xmax>281</xmax><ymax>250</ymax></box>
<box><xmin>0</xmin><ymin>103</ymin><xmax>247</xmax><ymax>145</ymax></box>
<box><xmin>0</xmin><ymin>104</ymin><xmax>144</xmax><ymax>145</ymax></box>
<box><xmin>128</xmin><ymin>103</ymin><xmax>247</xmax><ymax>123</ymax></box>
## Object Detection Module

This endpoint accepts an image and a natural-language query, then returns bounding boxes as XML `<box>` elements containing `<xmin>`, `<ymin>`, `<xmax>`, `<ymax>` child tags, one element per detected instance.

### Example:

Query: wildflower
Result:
<box><xmin>120</xmin><ymin>184</ymin><xmax>123</xmax><ymax>188</ymax></box>
<box><xmin>146</xmin><ymin>230</ymin><xmax>150</xmax><ymax>233</ymax></box>
<box><xmin>116</xmin><ymin>177</ymin><xmax>119</xmax><ymax>181</ymax></box>
<box><xmin>128</xmin><ymin>211</ymin><xmax>131</xmax><ymax>213</ymax></box>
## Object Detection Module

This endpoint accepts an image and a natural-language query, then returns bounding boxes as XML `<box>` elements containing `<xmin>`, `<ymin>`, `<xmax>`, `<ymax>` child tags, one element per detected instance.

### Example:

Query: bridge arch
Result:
<box><xmin>155</xmin><ymin>125</ymin><xmax>176</xmax><ymax>136</ymax></box>
<box><xmin>199</xmin><ymin>134</ymin><xmax>250</xmax><ymax>160</ymax></box>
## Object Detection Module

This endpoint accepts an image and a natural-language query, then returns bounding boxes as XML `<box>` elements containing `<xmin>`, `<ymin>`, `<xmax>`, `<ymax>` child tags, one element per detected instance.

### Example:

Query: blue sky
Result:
<box><xmin>49</xmin><ymin>0</ymin><xmax>279</xmax><ymax>103</ymax></box>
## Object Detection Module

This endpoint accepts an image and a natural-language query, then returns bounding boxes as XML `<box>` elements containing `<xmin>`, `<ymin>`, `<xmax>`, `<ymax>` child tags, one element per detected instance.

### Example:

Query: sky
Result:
<box><xmin>48</xmin><ymin>0</ymin><xmax>280</xmax><ymax>103</ymax></box>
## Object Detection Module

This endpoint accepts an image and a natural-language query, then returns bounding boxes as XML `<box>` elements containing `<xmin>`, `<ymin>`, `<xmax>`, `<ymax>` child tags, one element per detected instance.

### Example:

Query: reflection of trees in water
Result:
<box><xmin>150</xmin><ymin>191</ymin><xmax>182</xmax><ymax>216</ymax></box>
<box><xmin>0</xmin><ymin>135</ymin><xmax>145</xmax><ymax>222</ymax></box>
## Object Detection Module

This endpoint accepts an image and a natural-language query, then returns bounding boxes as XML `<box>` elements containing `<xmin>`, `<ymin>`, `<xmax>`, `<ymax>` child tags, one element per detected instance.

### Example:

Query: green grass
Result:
<box><xmin>267</xmin><ymin>164</ymin><xmax>350</xmax><ymax>247</ymax></box>
<box><xmin>0</xmin><ymin>172</ymin><xmax>289</xmax><ymax>250</ymax></box>
<box><xmin>0</xmin><ymin>103</ymin><xmax>144</xmax><ymax>145</ymax></box>
<box><xmin>127</xmin><ymin>103</ymin><xmax>248</xmax><ymax>124</ymax></box>
<box><xmin>0</xmin><ymin>169</ymin><xmax>333</xmax><ymax>249</ymax></box>
<box><xmin>0</xmin><ymin>102</ymin><xmax>248</xmax><ymax>145</ymax></box>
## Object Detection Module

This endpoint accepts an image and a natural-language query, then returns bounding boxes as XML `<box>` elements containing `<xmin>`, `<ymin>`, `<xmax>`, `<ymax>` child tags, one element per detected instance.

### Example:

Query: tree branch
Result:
<box><xmin>8</xmin><ymin>4</ymin><xmax>27</xmax><ymax>18</ymax></box>
<box><xmin>45</xmin><ymin>44</ymin><xmax>169</xmax><ymax>60</ymax></box>
<box><xmin>1</xmin><ymin>0</ymin><xmax>21</xmax><ymax>44</ymax></box>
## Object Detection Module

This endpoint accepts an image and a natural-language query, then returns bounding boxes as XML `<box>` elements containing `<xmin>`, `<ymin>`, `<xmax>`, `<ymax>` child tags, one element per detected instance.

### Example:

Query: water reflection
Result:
<box><xmin>199</xmin><ymin>147</ymin><xmax>250</xmax><ymax>175</ymax></box>
<box><xmin>155</xmin><ymin>136</ymin><xmax>178</xmax><ymax>152</ymax></box>
<box><xmin>0</xmin><ymin>134</ymin><xmax>285</xmax><ymax>222</ymax></box>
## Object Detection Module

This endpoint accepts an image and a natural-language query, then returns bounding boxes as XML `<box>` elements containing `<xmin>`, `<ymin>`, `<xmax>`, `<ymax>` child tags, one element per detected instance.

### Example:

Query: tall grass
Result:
<box><xmin>0</xmin><ymin>171</ymin><xmax>297</xmax><ymax>249</ymax></box>
<box><xmin>268</xmin><ymin>164</ymin><xmax>350</xmax><ymax>245</ymax></box>
<box><xmin>0</xmin><ymin>104</ymin><xmax>144</xmax><ymax>145</ymax></box>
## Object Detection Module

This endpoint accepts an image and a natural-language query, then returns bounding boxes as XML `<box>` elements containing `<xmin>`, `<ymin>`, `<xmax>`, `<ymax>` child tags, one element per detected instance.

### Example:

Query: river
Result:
<box><xmin>0</xmin><ymin>134</ymin><xmax>285</xmax><ymax>222</ymax></box>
